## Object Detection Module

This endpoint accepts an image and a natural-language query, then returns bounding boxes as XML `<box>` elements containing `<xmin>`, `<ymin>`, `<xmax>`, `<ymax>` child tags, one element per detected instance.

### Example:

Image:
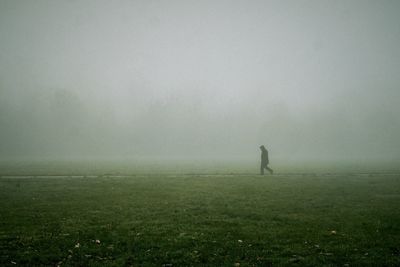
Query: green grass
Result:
<box><xmin>1</xmin><ymin>172</ymin><xmax>400</xmax><ymax>266</ymax></box>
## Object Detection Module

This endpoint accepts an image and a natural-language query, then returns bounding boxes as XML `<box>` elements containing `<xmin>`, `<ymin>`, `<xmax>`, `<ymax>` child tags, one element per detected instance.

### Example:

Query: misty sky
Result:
<box><xmin>0</xmin><ymin>0</ymin><xmax>399</xmax><ymax>161</ymax></box>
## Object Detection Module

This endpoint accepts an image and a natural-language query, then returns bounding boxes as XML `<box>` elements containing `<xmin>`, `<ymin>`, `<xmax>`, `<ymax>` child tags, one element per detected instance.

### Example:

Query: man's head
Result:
<box><xmin>260</xmin><ymin>145</ymin><xmax>266</xmax><ymax>151</ymax></box>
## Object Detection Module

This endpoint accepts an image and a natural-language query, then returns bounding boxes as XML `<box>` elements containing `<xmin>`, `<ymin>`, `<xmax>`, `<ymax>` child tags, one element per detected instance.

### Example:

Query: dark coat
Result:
<box><xmin>261</xmin><ymin>149</ymin><xmax>269</xmax><ymax>164</ymax></box>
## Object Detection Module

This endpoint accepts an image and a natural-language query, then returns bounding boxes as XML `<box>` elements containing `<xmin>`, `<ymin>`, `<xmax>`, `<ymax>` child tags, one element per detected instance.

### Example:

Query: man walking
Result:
<box><xmin>260</xmin><ymin>145</ymin><xmax>273</xmax><ymax>175</ymax></box>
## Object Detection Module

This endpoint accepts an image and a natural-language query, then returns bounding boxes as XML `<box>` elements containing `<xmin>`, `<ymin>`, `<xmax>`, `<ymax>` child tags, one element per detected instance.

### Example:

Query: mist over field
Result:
<box><xmin>2</xmin><ymin>3</ymin><xmax>400</xmax><ymax>266</ymax></box>
<box><xmin>1</xmin><ymin>0</ymin><xmax>400</xmax><ymax>164</ymax></box>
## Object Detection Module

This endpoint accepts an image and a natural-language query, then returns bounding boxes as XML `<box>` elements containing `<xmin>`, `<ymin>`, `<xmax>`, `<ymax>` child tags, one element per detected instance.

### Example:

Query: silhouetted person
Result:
<box><xmin>260</xmin><ymin>145</ymin><xmax>273</xmax><ymax>175</ymax></box>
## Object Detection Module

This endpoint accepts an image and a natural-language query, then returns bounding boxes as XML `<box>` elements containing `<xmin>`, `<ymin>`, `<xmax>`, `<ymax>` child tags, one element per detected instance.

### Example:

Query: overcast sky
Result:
<box><xmin>0</xmin><ymin>0</ymin><xmax>399</xmax><ymax>162</ymax></box>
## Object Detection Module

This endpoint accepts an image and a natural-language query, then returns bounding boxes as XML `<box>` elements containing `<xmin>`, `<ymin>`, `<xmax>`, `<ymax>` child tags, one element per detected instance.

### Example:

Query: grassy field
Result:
<box><xmin>1</xmin><ymin>163</ymin><xmax>400</xmax><ymax>266</ymax></box>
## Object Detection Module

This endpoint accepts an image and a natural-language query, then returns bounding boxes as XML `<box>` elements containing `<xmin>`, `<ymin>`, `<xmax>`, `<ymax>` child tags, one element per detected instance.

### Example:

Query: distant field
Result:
<box><xmin>1</xmin><ymin>165</ymin><xmax>400</xmax><ymax>266</ymax></box>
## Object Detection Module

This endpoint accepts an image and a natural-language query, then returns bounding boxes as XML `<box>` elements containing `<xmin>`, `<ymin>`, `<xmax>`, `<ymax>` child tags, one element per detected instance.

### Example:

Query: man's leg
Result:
<box><xmin>266</xmin><ymin>166</ymin><xmax>273</xmax><ymax>174</ymax></box>
<box><xmin>260</xmin><ymin>164</ymin><xmax>264</xmax><ymax>175</ymax></box>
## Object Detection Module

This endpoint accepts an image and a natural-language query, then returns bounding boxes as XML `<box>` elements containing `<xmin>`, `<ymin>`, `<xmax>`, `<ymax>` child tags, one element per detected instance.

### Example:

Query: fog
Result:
<box><xmin>1</xmin><ymin>0</ymin><xmax>399</xmax><ymax>163</ymax></box>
